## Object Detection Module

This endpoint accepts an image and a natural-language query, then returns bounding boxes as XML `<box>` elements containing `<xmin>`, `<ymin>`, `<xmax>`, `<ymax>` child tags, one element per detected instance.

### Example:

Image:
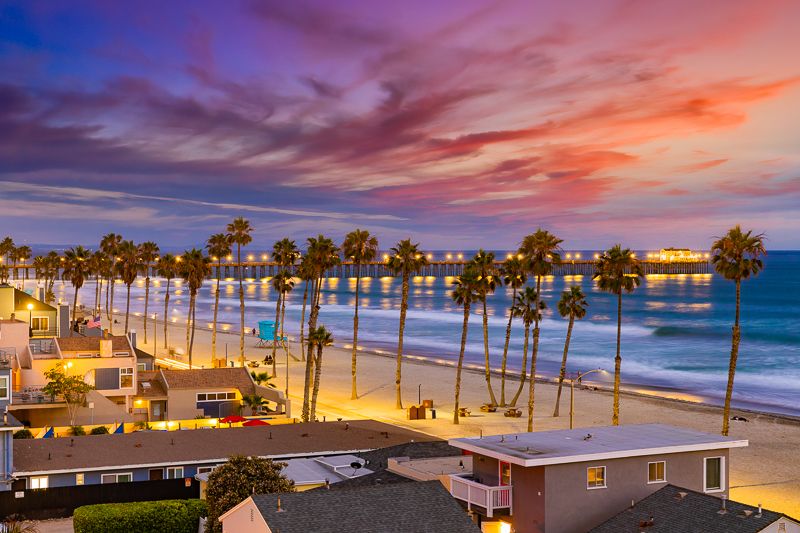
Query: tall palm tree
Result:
<box><xmin>509</xmin><ymin>286</ymin><xmax>544</xmax><ymax>407</ymax></box>
<box><xmin>301</xmin><ymin>235</ymin><xmax>340</xmax><ymax>422</ymax></box>
<box><xmin>9</xmin><ymin>246</ymin><xmax>19</xmax><ymax>280</ymax></box>
<box><xmin>342</xmin><ymin>229</ymin><xmax>379</xmax><ymax>400</ymax></box>
<box><xmin>114</xmin><ymin>240</ymin><xmax>140</xmax><ymax>334</ymax></box>
<box><xmin>157</xmin><ymin>254</ymin><xmax>179</xmax><ymax>350</ymax></box>
<box><xmin>44</xmin><ymin>251</ymin><xmax>60</xmax><ymax>304</ymax></box>
<box><xmin>297</xmin><ymin>256</ymin><xmax>314</xmax><ymax>359</ymax></box>
<box><xmin>273</xmin><ymin>271</ymin><xmax>295</xmax><ymax>399</ymax></box>
<box><xmin>271</xmin><ymin>239</ymin><xmax>300</xmax><ymax>366</ymax></box>
<box><xmin>593</xmin><ymin>244</ymin><xmax>643</xmax><ymax>426</ymax></box>
<box><xmin>451</xmin><ymin>267</ymin><xmax>481</xmax><ymax>424</ymax></box>
<box><xmin>387</xmin><ymin>239</ymin><xmax>429</xmax><ymax>409</ymax></box>
<box><xmin>206</xmin><ymin>233</ymin><xmax>232</xmax><ymax>367</ymax></box>
<box><xmin>137</xmin><ymin>241</ymin><xmax>160</xmax><ymax>344</ymax></box>
<box><xmin>62</xmin><ymin>246</ymin><xmax>91</xmax><ymax>336</ymax></box>
<box><xmin>14</xmin><ymin>245</ymin><xmax>31</xmax><ymax>288</ymax></box>
<box><xmin>0</xmin><ymin>237</ymin><xmax>13</xmax><ymax>267</ymax></box>
<box><xmin>499</xmin><ymin>256</ymin><xmax>527</xmax><ymax>405</ymax></box>
<box><xmin>471</xmin><ymin>249</ymin><xmax>500</xmax><ymax>406</ymax></box>
<box><xmin>100</xmin><ymin>233</ymin><xmax>122</xmax><ymax>328</ymax></box>
<box><xmin>553</xmin><ymin>286</ymin><xmax>588</xmax><ymax>417</ymax></box>
<box><xmin>308</xmin><ymin>325</ymin><xmax>334</xmax><ymax>421</ymax></box>
<box><xmin>270</xmin><ymin>270</ymin><xmax>294</xmax><ymax>376</ymax></box>
<box><xmin>518</xmin><ymin>229</ymin><xmax>562</xmax><ymax>431</ymax></box>
<box><xmin>88</xmin><ymin>250</ymin><xmax>105</xmax><ymax>314</ymax></box>
<box><xmin>226</xmin><ymin>217</ymin><xmax>253</xmax><ymax>365</ymax></box>
<box><xmin>180</xmin><ymin>248</ymin><xmax>211</xmax><ymax>368</ymax></box>
<box><xmin>711</xmin><ymin>226</ymin><xmax>766</xmax><ymax>436</ymax></box>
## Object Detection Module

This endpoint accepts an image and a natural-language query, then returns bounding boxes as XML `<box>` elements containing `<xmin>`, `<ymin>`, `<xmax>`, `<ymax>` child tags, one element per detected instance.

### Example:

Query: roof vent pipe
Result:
<box><xmin>756</xmin><ymin>504</ymin><xmax>762</xmax><ymax>518</ymax></box>
<box><xmin>718</xmin><ymin>495</ymin><xmax>728</xmax><ymax>515</ymax></box>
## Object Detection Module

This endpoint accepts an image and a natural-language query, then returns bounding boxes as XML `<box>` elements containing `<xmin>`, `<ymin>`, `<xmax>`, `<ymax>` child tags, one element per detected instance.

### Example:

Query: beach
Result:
<box><xmin>120</xmin><ymin>313</ymin><xmax>800</xmax><ymax>518</ymax></box>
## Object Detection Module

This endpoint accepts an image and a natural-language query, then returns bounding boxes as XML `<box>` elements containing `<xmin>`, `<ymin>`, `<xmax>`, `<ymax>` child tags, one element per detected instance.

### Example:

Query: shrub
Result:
<box><xmin>70</xmin><ymin>425</ymin><xmax>86</xmax><ymax>436</ymax></box>
<box><xmin>89</xmin><ymin>426</ymin><xmax>109</xmax><ymax>435</ymax></box>
<box><xmin>13</xmin><ymin>429</ymin><xmax>33</xmax><ymax>439</ymax></box>
<box><xmin>73</xmin><ymin>500</ymin><xmax>206</xmax><ymax>533</ymax></box>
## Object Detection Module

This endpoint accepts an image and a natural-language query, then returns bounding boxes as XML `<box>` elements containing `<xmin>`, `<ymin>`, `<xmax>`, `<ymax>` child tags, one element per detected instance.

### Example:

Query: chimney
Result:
<box><xmin>128</xmin><ymin>330</ymin><xmax>137</xmax><ymax>349</ymax></box>
<box><xmin>100</xmin><ymin>338</ymin><xmax>112</xmax><ymax>358</ymax></box>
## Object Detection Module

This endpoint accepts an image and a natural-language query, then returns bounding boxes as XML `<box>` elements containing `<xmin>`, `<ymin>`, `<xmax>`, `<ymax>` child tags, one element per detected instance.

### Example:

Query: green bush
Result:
<box><xmin>13</xmin><ymin>429</ymin><xmax>33</xmax><ymax>439</ymax></box>
<box><xmin>74</xmin><ymin>499</ymin><xmax>206</xmax><ymax>533</ymax></box>
<box><xmin>89</xmin><ymin>426</ymin><xmax>109</xmax><ymax>435</ymax></box>
<box><xmin>70</xmin><ymin>425</ymin><xmax>86</xmax><ymax>436</ymax></box>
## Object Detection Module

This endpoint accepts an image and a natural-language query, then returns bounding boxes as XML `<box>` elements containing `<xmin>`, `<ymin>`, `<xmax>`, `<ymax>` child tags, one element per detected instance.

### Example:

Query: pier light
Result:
<box><xmin>446</xmin><ymin>254</ymin><xmax>452</xmax><ymax>260</ymax></box>
<box><xmin>175</xmin><ymin>256</ymin><xmax>182</xmax><ymax>262</ymax></box>
<box><xmin>383</xmin><ymin>254</ymin><xmax>389</xmax><ymax>261</ymax></box>
<box><xmin>704</xmin><ymin>253</ymin><xmax>710</xmax><ymax>259</ymax></box>
<box><xmin>575</xmin><ymin>253</ymin><xmax>581</xmax><ymax>259</ymax></box>
<box><xmin>415</xmin><ymin>253</ymin><xmax>422</xmax><ymax>259</ymax></box>
<box><xmin>226</xmin><ymin>255</ymin><xmax>232</xmax><ymax>261</ymax></box>
<box><xmin>457</xmin><ymin>253</ymin><xmax>463</xmax><ymax>260</ymax></box>
<box><xmin>262</xmin><ymin>254</ymin><xmax>268</xmax><ymax>261</ymax></box>
<box><xmin>517</xmin><ymin>253</ymin><xmax>523</xmax><ymax>260</ymax></box>
<box><xmin>593</xmin><ymin>253</ymin><xmax>600</xmax><ymax>259</ymax></box>
<box><xmin>427</xmin><ymin>254</ymin><xmax>433</xmax><ymax>260</ymax></box>
<box><xmin>212</xmin><ymin>256</ymin><xmax>218</xmax><ymax>261</ymax></box>
<box><xmin>506</xmin><ymin>253</ymin><xmax>513</xmax><ymax>259</ymax></box>
<box><xmin>247</xmin><ymin>254</ymin><xmax>254</xmax><ymax>261</ymax></box>
<box><xmin>566</xmin><ymin>253</ymin><xmax>572</xmax><ymax>259</ymax></box>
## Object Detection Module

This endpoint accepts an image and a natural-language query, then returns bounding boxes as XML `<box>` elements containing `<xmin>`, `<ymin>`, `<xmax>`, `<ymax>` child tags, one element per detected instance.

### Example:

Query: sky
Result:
<box><xmin>1</xmin><ymin>0</ymin><xmax>799</xmax><ymax>250</ymax></box>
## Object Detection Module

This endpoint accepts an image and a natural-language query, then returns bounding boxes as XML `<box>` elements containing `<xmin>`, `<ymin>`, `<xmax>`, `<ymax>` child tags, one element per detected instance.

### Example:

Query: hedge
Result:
<box><xmin>73</xmin><ymin>499</ymin><xmax>206</xmax><ymax>533</ymax></box>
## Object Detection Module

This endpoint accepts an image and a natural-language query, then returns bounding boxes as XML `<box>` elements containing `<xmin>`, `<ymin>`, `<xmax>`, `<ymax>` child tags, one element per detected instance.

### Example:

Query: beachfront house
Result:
<box><xmin>447</xmin><ymin>424</ymin><xmax>748</xmax><ymax>533</ymax></box>
<box><xmin>0</xmin><ymin>355</ymin><xmax>23</xmax><ymax>491</ymax></box>
<box><xmin>0</xmin><ymin>284</ymin><xmax>58</xmax><ymax>337</ymax></box>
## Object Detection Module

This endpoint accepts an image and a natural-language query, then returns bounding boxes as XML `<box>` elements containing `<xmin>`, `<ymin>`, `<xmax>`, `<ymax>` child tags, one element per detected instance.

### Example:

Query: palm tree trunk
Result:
<box><xmin>105</xmin><ymin>276</ymin><xmax>111</xmax><ymax>319</ymax></box>
<box><xmin>310</xmin><ymin>344</ymin><xmax>324</xmax><ymax>421</ymax></box>
<box><xmin>189</xmin><ymin>292</ymin><xmax>197</xmax><ymax>368</ymax></box>
<box><xmin>453</xmin><ymin>303</ymin><xmax>471</xmax><ymax>424</ymax></box>
<box><xmin>124</xmin><ymin>284</ymin><xmax>131</xmax><ymax>334</ymax></box>
<box><xmin>526</xmin><ymin>276</ymin><xmax>543</xmax><ymax>431</ymax></box>
<box><xmin>109</xmin><ymin>279</ymin><xmax>115</xmax><ymax>335</ymax></box>
<box><xmin>185</xmin><ymin>292</ymin><xmax>192</xmax><ymax>357</ymax></box>
<box><xmin>395</xmin><ymin>273</ymin><xmax>409</xmax><ymax>409</ymax></box>
<box><xmin>237</xmin><ymin>244</ymin><xmax>245</xmax><ymax>365</ymax></box>
<box><xmin>299</xmin><ymin>280</ymin><xmax>309</xmax><ymax>360</ymax></box>
<box><xmin>482</xmin><ymin>299</ymin><xmax>498</xmax><ymax>406</ymax></box>
<box><xmin>163</xmin><ymin>279</ymin><xmax>170</xmax><ymax>349</ymax></box>
<box><xmin>612</xmin><ymin>291</ymin><xmax>622</xmax><ymax>426</ymax></box>
<box><xmin>282</xmin><ymin>293</ymin><xmax>289</xmax><ymax>399</ymax></box>
<box><xmin>94</xmin><ymin>276</ymin><xmax>99</xmax><ymax>314</ymax></box>
<box><xmin>211</xmin><ymin>264</ymin><xmax>221</xmax><ymax>366</ymax></box>
<box><xmin>143</xmin><ymin>276</ymin><xmax>150</xmax><ymax>344</ymax></box>
<box><xmin>721</xmin><ymin>281</ymin><xmax>741</xmax><ymax>436</ymax></box>
<box><xmin>499</xmin><ymin>288</ymin><xmax>516</xmax><ymax>406</ymax></box>
<box><xmin>70</xmin><ymin>286</ymin><xmax>79</xmax><ymax>337</ymax></box>
<box><xmin>553</xmin><ymin>314</ymin><xmax>575</xmax><ymax>417</ymax></box>
<box><xmin>351</xmin><ymin>263</ymin><xmax>361</xmax><ymax>400</ymax></box>
<box><xmin>302</xmin><ymin>277</ymin><xmax>322</xmax><ymax>421</ymax></box>
<box><xmin>510</xmin><ymin>322</ymin><xmax>530</xmax><ymax>406</ymax></box>
<box><xmin>271</xmin><ymin>291</ymin><xmax>281</xmax><ymax>372</ymax></box>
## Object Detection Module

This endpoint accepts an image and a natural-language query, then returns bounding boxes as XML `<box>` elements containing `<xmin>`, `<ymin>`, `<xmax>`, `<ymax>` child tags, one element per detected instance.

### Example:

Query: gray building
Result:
<box><xmin>447</xmin><ymin>424</ymin><xmax>748</xmax><ymax>533</ymax></box>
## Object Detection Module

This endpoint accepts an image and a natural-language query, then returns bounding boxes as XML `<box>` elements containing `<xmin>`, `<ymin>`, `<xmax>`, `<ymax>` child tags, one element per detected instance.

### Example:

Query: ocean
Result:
<box><xmin>44</xmin><ymin>250</ymin><xmax>800</xmax><ymax>416</ymax></box>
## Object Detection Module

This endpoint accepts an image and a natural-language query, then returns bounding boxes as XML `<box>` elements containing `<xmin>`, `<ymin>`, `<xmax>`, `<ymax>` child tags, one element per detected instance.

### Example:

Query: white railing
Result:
<box><xmin>450</xmin><ymin>473</ymin><xmax>512</xmax><ymax>518</ymax></box>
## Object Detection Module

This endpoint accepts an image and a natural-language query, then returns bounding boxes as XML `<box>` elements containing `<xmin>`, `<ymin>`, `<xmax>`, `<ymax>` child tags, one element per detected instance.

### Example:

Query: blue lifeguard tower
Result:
<box><xmin>257</xmin><ymin>320</ymin><xmax>287</xmax><ymax>348</ymax></box>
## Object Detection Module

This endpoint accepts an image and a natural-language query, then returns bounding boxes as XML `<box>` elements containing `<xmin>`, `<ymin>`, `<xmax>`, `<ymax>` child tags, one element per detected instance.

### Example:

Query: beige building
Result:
<box><xmin>0</xmin><ymin>284</ymin><xmax>58</xmax><ymax>337</ymax></box>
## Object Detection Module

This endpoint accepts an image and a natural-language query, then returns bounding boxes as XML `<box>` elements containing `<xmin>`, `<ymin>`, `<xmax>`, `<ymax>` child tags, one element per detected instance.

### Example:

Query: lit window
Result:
<box><xmin>197</xmin><ymin>393</ymin><xmax>207</xmax><ymax>401</ymax></box>
<box><xmin>75</xmin><ymin>473</ymin><xmax>85</xmax><ymax>485</ymax></box>
<box><xmin>31</xmin><ymin>316</ymin><xmax>49</xmax><ymax>331</ymax></box>
<box><xmin>0</xmin><ymin>376</ymin><xmax>8</xmax><ymax>400</ymax></box>
<box><xmin>499</xmin><ymin>461</ymin><xmax>511</xmax><ymax>486</ymax></box>
<box><xmin>587</xmin><ymin>466</ymin><xmax>606</xmax><ymax>489</ymax></box>
<box><xmin>119</xmin><ymin>368</ymin><xmax>134</xmax><ymax>388</ymax></box>
<box><xmin>648</xmin><ymin>461</ymin><xmax>666</xmax><ymax>483</ymax></box>
<box><xmin>704</xmin><ymin>457</ymin><xmax>723</xmax><ymax>492</ymax></box>
<box><xmin>30</xmin><ymin>476</ymin><xmax>48</xmax><ymax>489</ymax></box>
<box><xmin>166</xmin><ymin>467</ymin><xmax>184</xmax><ymax>479</ymax></box>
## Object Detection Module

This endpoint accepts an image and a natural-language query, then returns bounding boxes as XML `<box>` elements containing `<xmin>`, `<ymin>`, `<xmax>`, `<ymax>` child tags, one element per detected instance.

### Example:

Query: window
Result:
<box><xmin>587</xmin><ymin>466</ymin><xmax>606</xmax><ymax>489</ymax></box>
<box><xmin>75</xmin><ymin>473</ymin><xmax>84</xmax><ymax>485</ymax></box>
<box><xmin>30</xmin><ymin>476</ymin><xmax>48</xmax><ymax>489</ymax></box>
<box><xmin>0</xmin><ymin>376</ymin><xmax>8</xmax><ymax>400</ymax></box>
<box><xmin>101</xmin><ymin>473</ymin><xmax>132</xmax><ymax>484</ymax></box>
<box><xmin>114</xmin><ymin>351</ymin><xmax>130</xmax><ymax>357</ymax></box>
<box><xmin>197</xmin><ymin>392</ymin><xmax>237</xmax><ymax>402</ymax></box>
<box><xmin>704</xmin><ymin>457</ymin><xmax>723</xmax><ymax>492</ymax></box>
<box><xmin>31</xmin><ymin>316</ymin><xmax>49</xmax><ymax>331</ymax></box>
<box><xmin>166</xmin><ymin>467</ymin><xmax>184</xmax><ymax>479</ymax></box>
<box><xmin>137</xmin><ymin>363</ymin><xmax>147</xmax><ymax>372</ymax></box>
<box><xmin>499</xmin><ymin>461</ymin><xmax>511</xmax><ymax>486</ymax></box>
<box><xmin>197</xmin><ymin>466</ymin><xmax>216</xmax><ymax>474</ymax></box>
<box><xmin>648</xmin><ymin>461</ymin><xmax>666</xmax><ymax>483</ymax></box>
<box><xmin>119</xmin><ymin>368</ymin><xmax>134</xmax><ymax>388</ymax></box>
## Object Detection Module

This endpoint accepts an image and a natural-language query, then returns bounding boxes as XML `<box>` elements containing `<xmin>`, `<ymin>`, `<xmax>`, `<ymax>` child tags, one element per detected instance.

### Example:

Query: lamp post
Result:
<box><xmin>569</xmin><ymin>369</ymin><xmax>606</xmax><ymax>430</ymax></box>
<box><xmin>152</xmin><ymin>313</ymin><xmax>157</xmax><ymax>359</ymax></box>
<box><xmin>26</xmin><ymin>303</ymin><xmax>33</xmax><ymax>334</ymax></box>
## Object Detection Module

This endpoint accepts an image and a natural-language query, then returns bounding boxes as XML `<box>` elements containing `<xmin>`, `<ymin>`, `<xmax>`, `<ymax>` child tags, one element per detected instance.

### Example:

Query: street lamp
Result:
<box><xmin>27</xmin><ymin>303</ymin><xmax>33</xmax><ymax>333</ymax></box>
<box><xmin>569</xmin><ymin>369</ymin><xmax>606</xmax><ymax>429</ymax></box>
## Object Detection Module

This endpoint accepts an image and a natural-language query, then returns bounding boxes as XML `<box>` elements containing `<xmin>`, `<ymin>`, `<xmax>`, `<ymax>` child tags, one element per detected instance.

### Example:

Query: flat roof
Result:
<box><xmin>448</xmin><ymin>424</ymin><xmax>748</xmax><ymax>467</ymax></box>
<box><xmin>13</xmin><ymin>420</ymin><xmax>438</xmax><ymax>476</ymax></box>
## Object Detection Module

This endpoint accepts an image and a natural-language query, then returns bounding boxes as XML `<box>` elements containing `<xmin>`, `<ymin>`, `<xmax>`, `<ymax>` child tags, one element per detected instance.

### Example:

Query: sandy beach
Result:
<box><xmin>118</xmin><ymin>313</ymin><xmax>800</xmax><ymax>517</ymax></box>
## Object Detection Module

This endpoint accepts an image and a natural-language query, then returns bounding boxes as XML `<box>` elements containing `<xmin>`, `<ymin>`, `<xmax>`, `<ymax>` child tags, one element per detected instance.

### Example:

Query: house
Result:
<box><xmin>219</xmin><ymin>480</ymin><xmax>480</xmax><ymax>533</ymax></box>
<box><xmin>591</xmin><ymin>484</ymin><xmax>800</xmax><ymax>533</ymax></box>
<box><xmin>132</xmin><ymin>367</ymin><xmax>288</xmax><ymax>421</ymax></box>
<box><xmin>134</xmin><ymin>347</ymin><xmax>155</xmax><ymax>372</ymax></box>
<box><xmin>9</xmin><ymin>419</ymin><xmax>437</xmax><ymax>490</ymax></box>
<box><xmin>447</xmin><ymin>424</ymin><xmax>748</xmax><ymax>533</ymax></box>
<box><xmin>0</xmin><ymin>284</ymin><xmax>58</xmax><ymax>338</ymax></box>
<box><xmin>0</xmin><ymin>357</ymin><xmax>23</xmax><ymax>491</ymax></box>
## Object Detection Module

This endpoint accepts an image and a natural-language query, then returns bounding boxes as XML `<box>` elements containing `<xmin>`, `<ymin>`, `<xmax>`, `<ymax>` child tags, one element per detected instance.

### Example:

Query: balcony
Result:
<box><xmin>450</xmin><ymin>473</ymin><xmax>512</xmax><ymax>518</ymax></box>
<box><xmin>11</xmin><ymin>386</ymin><xmax>65</xmax><ymax>406</ymax></box>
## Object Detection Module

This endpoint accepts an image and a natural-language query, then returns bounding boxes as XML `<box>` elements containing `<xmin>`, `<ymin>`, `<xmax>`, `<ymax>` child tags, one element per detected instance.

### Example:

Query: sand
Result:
<box><xmin>118</xmin><ymin>313</ymin><xmax>800</xmax><ymax>517</ymax></box>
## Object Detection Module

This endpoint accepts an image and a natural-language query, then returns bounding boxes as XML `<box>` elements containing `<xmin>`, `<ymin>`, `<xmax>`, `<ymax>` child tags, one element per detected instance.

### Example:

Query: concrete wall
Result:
<box><xmin>221</xmin><ymin>497</ymin><xmax>269</xmax><ymax>533</ymax></box>
<box><xmin>472</xmin><ymin>453</ymin><xmax>500</xmax><ymax>487</ymax></box>
<box><xmin>166</xmin><ymin>388</ymin><xmax>241</xmax><ymax>420</ymax></box>
<box><xmin>509</xmin><ymin>464</ymin><xmax>546</xmax><ymax>533</ymax></box>
<box><xmin>0</xmin><ymin>320</ymin><xmax>30</xmax><ymax>354</ymax></box>
<box><xmin>763</xmin><ymin>517</ymin><xmax>800</xmax><ymax>533</ymax></box>
<box><xmin>13</xmin><ymin>390</ymin><xmax>133</xmax><ymax>427</ymax></box>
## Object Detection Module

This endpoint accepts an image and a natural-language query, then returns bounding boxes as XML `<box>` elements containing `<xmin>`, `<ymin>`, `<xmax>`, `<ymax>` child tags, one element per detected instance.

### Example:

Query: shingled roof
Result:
<box><xmin>590</xmin><ymin>485</ymin><xmax>796</xmax><ymax>533</ymax></box>
<box><xmin>160</xmin><ymin>367</ymin><xmax>255</xmax><ymax>394</ymax></box>
<box><xmin>248</xmin><ymin>480</ymin><xmax>480</xmax><ymax>533</ymax></box>
<box><xmin>55</xmin><ymin>335</ymin><xmax>132</xmax><ymax>352</ymax></box>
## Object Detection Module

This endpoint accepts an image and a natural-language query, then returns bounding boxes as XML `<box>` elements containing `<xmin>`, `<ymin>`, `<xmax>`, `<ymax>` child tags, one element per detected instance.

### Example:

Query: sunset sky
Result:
<box><xmin>1</xmin><ymin>0</ymin><xmax>799</xmax><ymax>249</ymax></box>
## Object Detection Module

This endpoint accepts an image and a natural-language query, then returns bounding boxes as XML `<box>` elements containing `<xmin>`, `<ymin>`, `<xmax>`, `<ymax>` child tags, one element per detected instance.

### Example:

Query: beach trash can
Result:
<box><xmin>430</xmin><ymin>409</ymin><xmax>436</xmax><ymax>419</ymax></box>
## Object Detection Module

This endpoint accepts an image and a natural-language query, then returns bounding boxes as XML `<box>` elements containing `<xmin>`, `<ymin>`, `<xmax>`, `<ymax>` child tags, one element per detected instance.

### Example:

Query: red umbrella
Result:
<box><xmin>242</xmin><ymin>419</ymin><xmax>270</xmax><ymax>427</ymax></box>
<box><xmin>220</xmin><ymin>415</ymin><xmax>247</xmax><ymax>424</ymax></box>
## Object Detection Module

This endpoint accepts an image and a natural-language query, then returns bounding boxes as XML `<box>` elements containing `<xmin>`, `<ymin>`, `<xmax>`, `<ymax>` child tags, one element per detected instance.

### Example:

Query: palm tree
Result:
<box><xmin>593</xmin><ymin>244</ymin><xmax>643</xmax><ymax>426</ymax></box>
<box><xmin>499</xmin><ymin>256</ymin><xmax>527</xmax><ymax>405</ymax></box>
<box><xmin>226</xmin><ymin>217</ymin><xmax>253</xmax><ymax>366</ymax></box>
<box><xmin>342</xmin><ymin>229</ymin><xmax>379</xmax><ymax>400</ymax></box>
<box><xmin>0</xmin><ymin>236</ymin><xmax>13</xmax><ymax>266</ymax></box>
<box><xmin>270</xmin><ymin>270</ymin><xmax>294</xmax><ymax>376</ymax></box>
<box><xmin>301</xmin><ymin>235</ymin><xmax>340</xmax><ymax>422</ymax></box>
<box><xmin>250</xmin><ymin>371</ymin><xmax>275</xmax><ymax>387</ymax></box>
<box><xmin>100</xmin><ymin>233</ymin><xmax>122</xmax><ymax>328</ymax></box>
<box><xmin>553</xmin><ymin>286</ymin><xmax>588</xmax><ymax>417</ymax></box>
<box><xmin>309</xmin><ymin>325</ymin><xmax>334</xmax><ymax>421</ymax></box>
<box><xmin>509</xmin><ymin>286</ymin><xmax>544</xmax><ymax>407</ymax></box>
<box><xmin>137</xmin><ymin>241</ymin><xmax>160</xmax><ymax>344</ymax></box>
<box><xmin>471</xmin><ymin>249</ymin><xmax>500</xmax><ymax>406</ymax></box>
<box><xmin>157</xmin><ymin>254</ymin><xmax>179</xmax><ymax>350</ymax></box>
<box><xmin>38</xmin><ymin>251</ymin><xmax>60</xmax><ymax>304</ymax></box>
<box><xmin>62</xmin><ymin>246</ymin><xmax>91</xmax><ymax>335</ymax></box>
<box><xmin>297</xmin><ymin>255</ymin><xmax>314</xmax><ymax>358</ymax></box>
<box><xmin>9</xmin><ymin>246</ymin><xmax>19</xmax><ymax>280</ymax></box>
<box><xmin>711</xmin><ymin>226</ymin><xmax>766</xmax><ymax>436</ymax></box>
<box><xmin>88</xmin><ymin>250</ymin><xmax>106</xmax><ymax>315</ymax></box>
<box><xmin>114</xmin><ymin>240</ymin><xmax>140</xmax><ymax>334</ymax></box>
<box><xmin>271</xmin><ymin>239</ymin><xmax>300</xmax><ymax>366</ymax></box>
<box><xmin>242</xmin><ymin>393</ymin><xmax>266</xmax><ymax>415</ymax></box>
<box><xmin>206</xmin><ymin>233</ymin><xmax>232</xmax><ymax>367</ymax></box>
<box><xmin>14</xmin><ymin>245</ymin><xmax>31</xmax><ymax>288</ymax></box>
<box><xmin>451</xmin><ymin>267</ymin><xmax>481</xmax><ymax>424</ymax></box>
<box><xmin>180</xmin><ymin>248</ymin><xmax>211</xmax><ymax>368</ymax></box>
<box><xmin>387</xmin><ymin>239</ymin><xmax>429</xmax><ymax>409</ymax></box>
<box><xmin>518</xmin><ymin>229</ymin><xmax>562</xmax><ymax>431</ymax></box>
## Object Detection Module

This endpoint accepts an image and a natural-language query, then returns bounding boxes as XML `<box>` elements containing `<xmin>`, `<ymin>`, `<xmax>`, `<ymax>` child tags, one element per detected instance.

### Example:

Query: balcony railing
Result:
<box><xmin>12</xmin><ymin>387</ymin><xmax>65</xmax><ymax>406</ymax></box>
<box><xmin>450</xmin><ymin>473</ymin><xmax>512</xmax><ymax>518</ymax></box>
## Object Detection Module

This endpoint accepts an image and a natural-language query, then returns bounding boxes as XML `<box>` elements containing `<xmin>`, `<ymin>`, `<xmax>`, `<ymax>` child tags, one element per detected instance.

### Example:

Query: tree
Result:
<box><xmin>342</xmin><ymin>229</ymin><xmax>379</xmax><ymax>400</ymax></box>
<box><xmin>387</xmin><ymin>239</ymin><xmax>428</xmax><ymax>409</ymax></box>
<box><xmin>451</xmin><ymin>267</ymin><xmax>481</xmax><ymax>424</ymax></box>
<box><xmin>114</xmin><ymin>240</ymin><xmax>140</xmax><ymax>334</ymax></box>
<box><xmin>308</xmin><ymin>325</ymin><xmax>334</xmax><ymax>421</ymax></box>
<box><xmin>553</xmin><ymin>286</ymin><xmax>588</xmax><ymax>417</ymax></box>
<box><xmin>270</xmin><ymin>270</ymin><xmax>294</xmax><ymax>379</ymax></box>
<box><xmin>42</xmin><ymin>364</ymin><xmax>94</xmax><ymax>426</ymax></box>
<box><xmin>271</xmin><ymin>239</ymin><xmax>300</xmax><ymax>371</ymax></box>
<box><xmin>206</xmin><ymin>233</ymin><xmax>232</xmax><ymax>367</ymax></box>
<box><xmin>499</xmin><ymin>256</ymin><xmax>527</xmax><ymax>406</ymax></box>
<box><xmin>296</xmin><ymin>256</ymin><xmax>314</xmax><ymax>358</ymax></box>
<box><xmin>14</xmin><ymin>245</ymin><xmax>31</xmax><ymax>288</ymax></box>
<box><xmin>180</xmin><ymin>249</ymin><xmax>211</xmax><ymax>368</ymax></box>
<box><xmin>205</xmin><ymin>455</ymin><xmax>294</xmax><ymax>533</ymax></box>
<box><xmin>250</xmin><ymin>371</ymin><xmax>276</xmax><ymax>388</ymax></box>
<box><xmin>34</xmin><ymin>252</ymin><xmax>60</xmax><ymax>304</ymax></box>
<box><xmin>471</xmin><ymin>249</ymin><xmax>500</xmax><ymax>406</ymax></box>
<box><xmin>242</xmin><ymin>394</ymin><xmax>266</xmax><ymax>415</ymax></box>
<box><xmin>137</xmin><ymin>241</ymin><xmax>160</xmax><ymax>344</ymax></box>
<box><xmin>226</xmin><ymin>217</ymin><xmax>253</xmax><ymax>366</ymax></box>
<box><xmin>100</xmin><ymin>233</ymin><xmax>122</xmax><ymax>328</ymax></box>
<box><xmin>593</xmin><ymin>244</ymin><xmax>643</xmax><ymax>426</ymax></box>
<box><xmin>157</xmin><ymin>254</ymin><xmax>179</xmax><ymax>350</ymax></box>
<box><xmin>63</xmin><ymin>246</ymin><xmax>92</xmax><ymax>336</ymax></box>
<box><xmin>711</xmin><ymin>226</ymin><xmax>766</xmax><ymax>436</ymax></box>
<box><xmin>518</xmin><ymin>229</ymin><xmax>562</xmax><ymax>431</ymax></box>
<box><xmin>88</xmin><ymin>251</ymin><xmax>107</xmax><ymax>316</ymax></box>
<box><xmin>509</xmin><ymin>286</ymin><xmax>544</xmax><ymax>407</ymax></box>
<box><xmin>0</xmin><ymin>236</ymin><xmax>13</xmax><ymax>266</ymax></box>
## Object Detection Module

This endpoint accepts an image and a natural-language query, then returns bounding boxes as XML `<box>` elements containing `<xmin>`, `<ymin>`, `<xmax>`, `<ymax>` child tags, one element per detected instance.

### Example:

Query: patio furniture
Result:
<box><xmin>480</xmin><ymin>404</ymin><xmax>497</xmax><ymax>413</ymax></box>
<box><xmin>504</xmin><ymin>408</ymin><xmax>522</xmax><ymax>418</ymax></box>
<box><xmin>458</xmin><ymin>407</ymin><xmax>471</xmax><ymax>417</ymax></box>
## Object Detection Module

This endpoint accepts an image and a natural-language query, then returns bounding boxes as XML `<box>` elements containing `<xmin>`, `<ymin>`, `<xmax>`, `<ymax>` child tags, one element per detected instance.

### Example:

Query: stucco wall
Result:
<box><xmin>472</xmin><ymin>453</ymin><xmax>500</xmax><ymax>487</ymax></box>
<box><xmin>166</xmin><ymin>389</ymin><xmax>240</xmax><ymax>420</ymax></box>
<box><xmin>221</xmin><ymin>498</ymin><xmax>269</xmax><ymax>533</ymax></box>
